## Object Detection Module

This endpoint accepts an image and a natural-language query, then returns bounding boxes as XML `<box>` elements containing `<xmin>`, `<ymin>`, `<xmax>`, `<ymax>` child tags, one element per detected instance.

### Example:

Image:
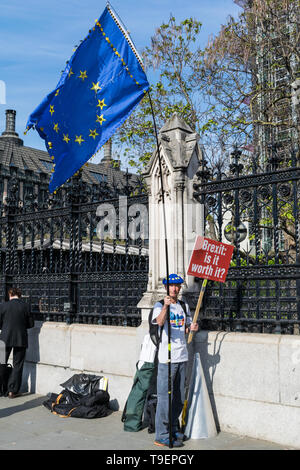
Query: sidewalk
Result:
<box><xmin>0</xmin><ymin>394</ymin><xmax>292</xmax><ymax>451</ymax></box>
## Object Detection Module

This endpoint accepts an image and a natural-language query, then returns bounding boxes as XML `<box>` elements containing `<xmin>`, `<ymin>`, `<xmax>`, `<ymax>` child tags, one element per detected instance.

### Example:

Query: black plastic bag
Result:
<box><xmin>60</xmin><ymin>373</ymin><xmax>103</xmax><ymax>396</ymax></box>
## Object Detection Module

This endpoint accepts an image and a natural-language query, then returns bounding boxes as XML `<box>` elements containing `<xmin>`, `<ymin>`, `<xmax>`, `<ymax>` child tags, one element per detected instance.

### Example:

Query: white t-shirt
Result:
<box><xmin>152</xmin><ymin>300</ymin><xmax>192</xmax><ymax>364</ymax></box>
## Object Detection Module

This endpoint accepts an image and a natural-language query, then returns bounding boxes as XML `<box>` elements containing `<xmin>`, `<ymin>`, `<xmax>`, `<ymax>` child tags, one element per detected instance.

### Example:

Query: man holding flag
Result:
<box><xmin>151</xmin><ymin>274</ymin><xmax>199</xmax><ymax>448</ymax></box>
<box><xmin>26</xmin><ymin>1</ymin><xmax>193</xmax><ymax>451</ymax></box>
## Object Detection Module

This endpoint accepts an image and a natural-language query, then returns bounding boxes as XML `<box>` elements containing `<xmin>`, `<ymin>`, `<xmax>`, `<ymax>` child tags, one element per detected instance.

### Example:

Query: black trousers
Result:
<box><xmin>5</xmin><ymin>346</ymin><xmax>26</xmax><ymax>394</ymax></box>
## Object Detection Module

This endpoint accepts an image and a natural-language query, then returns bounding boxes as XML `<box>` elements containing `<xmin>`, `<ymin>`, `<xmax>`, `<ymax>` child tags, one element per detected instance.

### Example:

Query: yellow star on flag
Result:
<box><xmin>96</xmin><ymin>114</ymin><xmax>106</xmax><ymax>125</ymax></box>
<box><xmin>53</xmin><ymin>123</ymin><xmax>59</xmax><ymax>133</ymax></box>
<box><xmin>91</xmin><ymin>81</ymin><xmax>101</xmax><ymax>93</ymax></box>
<box><xmin>78</xmin><ymin>70</ymin><xmax>88</xmax><ymax>82</ymax></box>
<box><xmin>48</xmin><ymin>142</ymin><xmax>53</xmax><ymax>149</ymax></box>
<box><xmin>49</xmin><ymin>105</ymin><xmax>55</xmax><ymax>116</ymax></box>
<box><xmin>63</xmin><ymin>134</ymin><xmax>71</xmax><ymax>143</ymax></box>
<box><xmin>89</xmin><ymin>129</ymin><xmax>99</xmax><ymax>140</ymax></box>
<box><xmin>68</xmin><ymin>68</ymin><xmax>74</xmax><ymax>78</ymax></box>
<box><xmin>96</xmin><ymin>99</ymin><xmax>107</xmax><ymax>110</ymax></box>
<box><xmin>55</xmin><ymin>89</ymin><xmax>60</xmax><ymax>97</ymax></box>
<box><xmin>75</xmin><ymin>135</ymin><xmax>85</xmax><ymax>145</ymax></box>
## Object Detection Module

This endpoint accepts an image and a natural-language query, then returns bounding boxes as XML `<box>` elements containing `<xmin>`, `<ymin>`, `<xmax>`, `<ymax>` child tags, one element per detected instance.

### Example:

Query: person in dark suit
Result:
<box><xmin>0</xmin><ymin>287</ymin><xmax>34</xmax><ymax>398</ymax></box>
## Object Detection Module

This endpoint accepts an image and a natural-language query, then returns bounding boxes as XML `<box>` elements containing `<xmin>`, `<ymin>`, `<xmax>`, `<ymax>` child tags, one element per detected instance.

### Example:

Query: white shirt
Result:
<box><xmin>152</xmin><ymin>300</ymin><xmax>192</xmax><ymax>364</ymax></box>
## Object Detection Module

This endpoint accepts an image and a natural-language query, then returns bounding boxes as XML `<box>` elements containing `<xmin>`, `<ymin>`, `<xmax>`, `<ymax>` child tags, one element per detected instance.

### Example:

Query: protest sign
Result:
<box><xmin>186</xmin><ymin>236</ymin><xmax>234</xmax><ymax>344</ymax></box>
<box><xmin>187</xmin><ymin>236</ymin><xmax>234</xmax><ymax>283</ymax></box>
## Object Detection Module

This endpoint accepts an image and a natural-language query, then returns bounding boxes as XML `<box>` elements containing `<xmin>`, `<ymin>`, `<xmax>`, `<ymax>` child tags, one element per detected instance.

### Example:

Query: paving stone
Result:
<box><xmin>0</xmin><ymin>394</ymin><xmax>293</xmax><ymax>451</ymax></box>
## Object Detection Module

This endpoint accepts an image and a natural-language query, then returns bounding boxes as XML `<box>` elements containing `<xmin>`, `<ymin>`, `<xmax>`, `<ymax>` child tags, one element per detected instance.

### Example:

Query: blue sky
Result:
<box><xmin>0</xmin><ymin>0</ymin><xmax>241</xmax><ymax>159</ymax></box>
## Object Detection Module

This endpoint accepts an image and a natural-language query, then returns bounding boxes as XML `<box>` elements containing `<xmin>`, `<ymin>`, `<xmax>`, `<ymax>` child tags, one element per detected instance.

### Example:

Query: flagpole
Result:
<box><xmin>148</xmin><ymin>90</ymin><xmax>172</xmax><ymax>449</ymax></box>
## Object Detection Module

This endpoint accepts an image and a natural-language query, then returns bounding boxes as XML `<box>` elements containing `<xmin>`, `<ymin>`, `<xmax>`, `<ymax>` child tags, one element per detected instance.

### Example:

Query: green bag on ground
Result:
<box><xmin>121</xmin><ymin>361</ymin><xmax>156</xmax><ymax>432</ymax></box>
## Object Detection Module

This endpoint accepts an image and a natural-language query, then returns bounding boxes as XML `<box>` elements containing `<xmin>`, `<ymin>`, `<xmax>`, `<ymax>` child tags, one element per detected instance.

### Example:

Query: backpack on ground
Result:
<box><xmin>43</xmin><ymin>374</ymin><xmax>110</xmax><ymax>419</ymax></box>
<box><xmin>43</xmin><ymin>388</ymin><xmax>110</xmax><ymax>419</ymax></box>
<box><xmin>142</xmin><ymin>363</ymin><xmax>158</xmax><ymax>433</ymax></box>
<box><xmin>121</xmin><ymin>360</ymin><xmax>157</xmax><ymax>432</ymax></box>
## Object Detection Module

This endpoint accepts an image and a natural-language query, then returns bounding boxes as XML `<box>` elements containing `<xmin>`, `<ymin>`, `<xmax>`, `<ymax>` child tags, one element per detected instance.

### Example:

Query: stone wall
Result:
<box><xmin>22</xmin><ymin>322</ymin><xmax>300</xmax><ymax>448</ymax></box>
<box><xmin>23</xmin><ymin>322</ymin><xmax>139</xmax><ymax>411</ymax></box>
<box><xmin>192</xmin><ymin>331</ymin><xmax>300</xmax><ymax>449</ymax></box>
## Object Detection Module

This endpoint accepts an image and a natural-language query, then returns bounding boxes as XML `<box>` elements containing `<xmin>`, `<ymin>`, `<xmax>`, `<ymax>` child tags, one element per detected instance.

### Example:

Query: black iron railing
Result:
<box><xmin>0</xmin><ymin>170</ymin><xmax>149</xmax><ymax>326</ymax></box>
<box><xmin>193</xmin><ymin>146</ymin><xmax>300</xmax><ymax>334</ymax></box>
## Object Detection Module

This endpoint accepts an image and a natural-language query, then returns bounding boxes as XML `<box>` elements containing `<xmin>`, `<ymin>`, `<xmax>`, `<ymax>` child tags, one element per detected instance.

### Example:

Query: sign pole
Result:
<box><xmin>181</xmin><ymin>278</ymin><xmax>208</xmax><ymax>434</ymax></box>
<box><xmin>187</xmin><ymin>278</ymin><xmax>208</xmax><ymax>344</ymax></box>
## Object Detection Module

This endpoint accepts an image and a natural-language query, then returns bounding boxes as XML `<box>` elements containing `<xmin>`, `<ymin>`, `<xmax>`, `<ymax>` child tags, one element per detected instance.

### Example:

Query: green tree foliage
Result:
<box><xmin>115</xmin><ymin>0</ymin><xmax>299</xmax><ymax>174</ymax></box>
<box><xmin>115</xmin><ymin>16</ymin><xmax>214</xmax><ymax>170</ymax></box>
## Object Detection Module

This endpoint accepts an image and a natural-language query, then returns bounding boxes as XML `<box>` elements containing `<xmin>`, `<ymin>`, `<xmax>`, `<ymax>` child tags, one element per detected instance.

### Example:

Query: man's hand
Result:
<box><xmin>163</xmin><ymin>295</ymin><xmax>173</xmax><ymax>306</ymax></box>
<box><xmin>190</xmin><ymin>322</ymin><xmax>199</xmax><ymax>332</ymax></box>
<box><xmin>155</xmin><ymin>297</ymin><xmax>170</xmax><ymax>327</ymax></box>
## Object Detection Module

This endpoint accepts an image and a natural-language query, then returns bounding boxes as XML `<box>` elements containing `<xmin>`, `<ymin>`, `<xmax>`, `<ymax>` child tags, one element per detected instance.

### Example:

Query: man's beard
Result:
<box><xmin>169</xmin><ymin>293</ymin><xmax>178</xmax><ymax>301</ymax></box>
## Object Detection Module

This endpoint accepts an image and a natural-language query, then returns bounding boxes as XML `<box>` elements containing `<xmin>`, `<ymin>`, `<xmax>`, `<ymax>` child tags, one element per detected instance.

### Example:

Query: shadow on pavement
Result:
<box><xmin>0</xmin><ymin>394</ymin><xmax>47</xmax><ymax>418</ymax></box>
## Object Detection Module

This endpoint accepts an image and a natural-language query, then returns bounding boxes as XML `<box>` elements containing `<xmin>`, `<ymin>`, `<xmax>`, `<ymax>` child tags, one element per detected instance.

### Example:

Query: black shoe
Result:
<box><xmin>173</xmin><ymin>431</ymin><xmax>189</xmax><ymax>442</ymax></box>
<box><xmin>8</xmin><ymin>392</ymin><xmax>20</xmax><ymax>399</ymax></box>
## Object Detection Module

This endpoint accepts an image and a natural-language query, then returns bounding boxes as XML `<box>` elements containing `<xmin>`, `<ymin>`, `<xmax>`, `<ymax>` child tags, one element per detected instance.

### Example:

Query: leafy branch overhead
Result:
<box><xmin>115</xmin><ymin>0</ymin><xmax>299</xmax><ymax>170</ymax></box>
<box><xmin>115</xmin><ymin>16</ymin><xmax>213</xmax><ymax>169</ymax></box>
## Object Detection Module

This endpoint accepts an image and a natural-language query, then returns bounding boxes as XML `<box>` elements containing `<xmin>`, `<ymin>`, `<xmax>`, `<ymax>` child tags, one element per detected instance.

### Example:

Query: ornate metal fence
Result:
<box><xmin>0</xmin><ymin>171</ymin><xmax>149</xmax><ymax>326</ymax></box>
<box><xmin>193</xmin><ymin>147</ymin><xmax>300</xmax><ymax>335</ymax></box>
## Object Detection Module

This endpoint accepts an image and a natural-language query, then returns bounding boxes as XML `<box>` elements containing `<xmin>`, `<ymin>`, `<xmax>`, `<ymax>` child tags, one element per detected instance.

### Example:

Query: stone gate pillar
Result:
<box><xmin>137</xmin><ymin>113</ymin><xmax>205</xmax><ymax>343</ymax></box>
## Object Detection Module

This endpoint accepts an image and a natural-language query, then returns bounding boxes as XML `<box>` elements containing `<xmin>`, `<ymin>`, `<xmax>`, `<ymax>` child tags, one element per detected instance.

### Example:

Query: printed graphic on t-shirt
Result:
<box><xmin>170</xmin><ymin>312</ymin><xmax>185</xmax><ymax>329</ymax></box>
<box><xmin>152</xmin><ymin>300</ymin><xmax>192</xmax><ymax>363</ymax></box>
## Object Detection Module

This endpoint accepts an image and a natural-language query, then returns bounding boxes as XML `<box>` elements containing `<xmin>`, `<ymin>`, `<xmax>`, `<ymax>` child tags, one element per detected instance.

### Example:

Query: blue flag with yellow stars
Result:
<box><xmin>26</xmin><ymin>5</ymin><xmax>149</xmax><ymax>193</ymax></box>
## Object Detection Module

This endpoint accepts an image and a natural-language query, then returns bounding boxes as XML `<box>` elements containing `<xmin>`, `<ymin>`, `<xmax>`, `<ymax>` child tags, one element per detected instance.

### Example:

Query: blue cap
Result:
<box><xmin>163</xmin><ymin>273</ymin><xmax>184</xmax><ymax>285</ymax></box>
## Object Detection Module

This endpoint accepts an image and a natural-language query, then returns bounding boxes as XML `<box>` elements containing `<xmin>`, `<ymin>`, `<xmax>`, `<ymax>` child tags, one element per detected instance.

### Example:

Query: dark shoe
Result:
<box><xmin>174</xmin><ymin>431</ymin><xmax>189</xmax><ymax>442</ymax></box>
<box><xmin>8</xmin><ymin>392</ymin><xmax>20</xmax><ymax>399</ymax></box>
<box><xmin>154</xmin><ymin>438</ymin><xmax>184</xmax><ymax>448</ymax></box>
<box><xmin>173</xmin><ymin>431</ymin><xmax>185</xmax><ymax>441</ymax></box>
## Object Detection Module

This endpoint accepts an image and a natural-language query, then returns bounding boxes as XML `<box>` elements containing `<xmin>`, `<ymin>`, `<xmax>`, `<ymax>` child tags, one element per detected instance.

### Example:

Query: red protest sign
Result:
<box><xmin>187</xmin><ymin>236</ymin><xmax>234</xmax><ymax>283</ymax></box>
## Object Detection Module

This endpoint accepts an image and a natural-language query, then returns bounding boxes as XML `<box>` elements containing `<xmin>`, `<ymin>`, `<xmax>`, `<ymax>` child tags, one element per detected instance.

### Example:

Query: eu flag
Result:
<box><xmin>26</xmin><ymin>5</ymin><xmax>149</xmax><ymax>193</ymax></box>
